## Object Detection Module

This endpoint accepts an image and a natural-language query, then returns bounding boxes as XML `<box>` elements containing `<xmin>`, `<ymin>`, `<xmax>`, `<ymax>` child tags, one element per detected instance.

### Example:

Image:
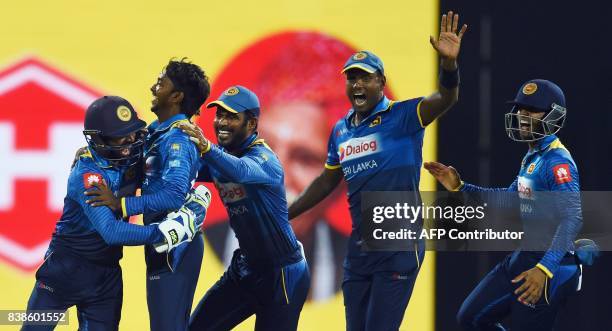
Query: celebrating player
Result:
<box><xmin>84</xmin><ymin>59</ymin><xmax>211</xmax><ymax>331</ymax></box>
<box><xmin>424</xmin><ymin>79</ymin><xmax>583</xmax><ymax>330</ymax></box>
<box><xmin>22</xmin><ymin>96</ymin><xmax>204</xmax><ymax>331</ymax></box>
<box><xmin>179</xmin><ymin>86</ymin><xmax>310</xmax><ymax>331</ymax></box>
<box><xmin>287</xmin><ymin>11</ymin><xmax>467</xmax><ymax>331</ymax></box>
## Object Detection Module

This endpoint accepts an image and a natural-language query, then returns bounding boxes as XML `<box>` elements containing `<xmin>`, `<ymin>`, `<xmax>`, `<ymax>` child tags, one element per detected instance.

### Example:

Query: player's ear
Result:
<box><xmin>171</xmin><ymin>91</ymin><xmax>184</xmax><ymax>105</ymax></box>
<box><xmin>248</xmin><ymin>117</ymin><xmax>258</xmax><ymax>132</ymax></box>
<box><xmin>379</xmin><ymin>73</ymin><xmax>386</xmax><ymax>87</ymax></box>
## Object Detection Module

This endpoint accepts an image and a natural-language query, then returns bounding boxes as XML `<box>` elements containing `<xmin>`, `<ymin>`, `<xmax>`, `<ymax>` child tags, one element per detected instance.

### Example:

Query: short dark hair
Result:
<box><xmin>165</xmin><ymin>58</ymin><xmax>211</xmax><ymax>117</ymax></box>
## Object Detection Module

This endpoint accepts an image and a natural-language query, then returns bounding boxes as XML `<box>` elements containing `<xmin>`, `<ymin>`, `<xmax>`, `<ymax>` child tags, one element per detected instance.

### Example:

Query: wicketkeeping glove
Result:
<box><xmin>153</xmin><ymin>207</ymin><xmax>197</xmax><ymax>253</ymax></box>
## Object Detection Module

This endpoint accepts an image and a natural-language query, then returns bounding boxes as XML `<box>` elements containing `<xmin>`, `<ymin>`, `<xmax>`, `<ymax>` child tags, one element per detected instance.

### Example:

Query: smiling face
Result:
<box><xmin>345</xmin><ymin>68</ymin><xmax>385</xmax><ymax>115</ymax></box>
<box><xmin>213</xmin><ymin>107</ymin><xmax>256</xmax><ymax>151</ymax></box>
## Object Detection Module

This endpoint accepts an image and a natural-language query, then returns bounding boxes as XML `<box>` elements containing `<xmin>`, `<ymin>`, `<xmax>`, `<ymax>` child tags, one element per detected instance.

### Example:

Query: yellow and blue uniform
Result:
<box><xmin>457</xmin><ymin>135</ymin><xmax>582</xmax><ymax>331</ymax></box>
<box><xmin>189</xmin><ymin>133</ymin><xmax>310</xmax><ymax>331</ymax></box>
<box><xmin>23</xmin><ymin>149</ymin><xmax>165</xmax><ymax>331</ymax></box>
<box><xmin>325</xmin><ymin>95</ymin><xmax>426</xmax><ymax>331</ymax></box>
<box><xmin>121</xmin><ymin>113</ymin><xmax>203</xmax><ymax>331</ymax></box>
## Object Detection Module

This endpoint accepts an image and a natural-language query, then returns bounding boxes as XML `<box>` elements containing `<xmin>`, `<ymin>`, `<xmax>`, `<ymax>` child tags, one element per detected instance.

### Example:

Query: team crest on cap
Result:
<box><xmin>116</xmin><ymin>106</ymin><xmax>132</xmax><ymax>122</ymax></box>
<box><xmin>353</xmin><ymin>52</ymin><xmax>368</xmax><ymax>60</ymax></box>
<box><xmin>522</xmin><ymin>83</ymin><xmax>538</xmax><ymax>95</ymax></box>
<box><xmin>224</xmin><ymin>87</ymin><xmax>239</xmax><ymax>96</ymax></box>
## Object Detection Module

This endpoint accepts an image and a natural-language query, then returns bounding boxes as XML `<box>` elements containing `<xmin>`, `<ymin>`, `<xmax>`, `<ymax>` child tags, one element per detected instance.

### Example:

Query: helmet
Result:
<box><xmin>504</xmin><ymin>79</ymin><xmax>567</xmax><ymax>142</ymax></box>
<box><xmin>83</xmin><ymin>96</ymin><xmax>147</xmax><ymax>167</ymax></box>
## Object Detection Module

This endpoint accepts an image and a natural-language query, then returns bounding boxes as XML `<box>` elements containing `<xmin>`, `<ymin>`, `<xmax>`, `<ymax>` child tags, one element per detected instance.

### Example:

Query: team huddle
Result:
<box><xmin>21</xmin><ymin>10</ymin><xmax>596</xmax><ymax>331</ymax></box>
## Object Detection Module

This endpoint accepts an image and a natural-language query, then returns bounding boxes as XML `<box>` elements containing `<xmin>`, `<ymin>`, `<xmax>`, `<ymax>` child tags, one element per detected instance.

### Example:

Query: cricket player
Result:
<box><xmin>286</xmin><ymin>11</ymin><xmax>467</xmax><ymax>331</ymax></box>
<box><xmin>424</xmin><ymin>79</ymin><xmax>583</xmax><ymax>330</ymax></box>
<box><xmin>84</xmin><ymin>59</ymin><xmax>211</xmax><ymax>331</ymax></box>
<box><xmin>179</xmin><ymin>86</ymin><xmax>310</xmax><ymax>331</ymax></box>
<box><xmin>22</xmin><ymin>96</ymin><xmax>205</xmax><ymax>331</ymax></box>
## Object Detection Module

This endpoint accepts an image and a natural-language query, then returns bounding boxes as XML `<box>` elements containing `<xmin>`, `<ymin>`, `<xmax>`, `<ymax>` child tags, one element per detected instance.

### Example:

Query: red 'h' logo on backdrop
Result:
<box><xmin>0</xmin><ymin>58</ymin><xmax>101</xmax><ymax>271</ymax></box>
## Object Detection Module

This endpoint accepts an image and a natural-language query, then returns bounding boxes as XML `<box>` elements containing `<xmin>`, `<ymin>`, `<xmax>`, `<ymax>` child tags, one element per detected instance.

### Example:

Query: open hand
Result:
<box><xmin>430</xmin><ymin>11</ymin><xmax>468</xmax><ymax>68</ymax></box>
<box><xmin>423</xmin><ymin>161</ymin><xmax>462</xmax><ymax>191</ymax></box>
<box><xmin>512</xmin><ymin>267</ymin><xmax>548</xmax><ymax>306</ymax></box>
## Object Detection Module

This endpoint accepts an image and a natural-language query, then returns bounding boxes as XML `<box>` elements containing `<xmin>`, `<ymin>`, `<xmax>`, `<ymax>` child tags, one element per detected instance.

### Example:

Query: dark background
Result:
<box><xmin>436</xmin><ymin>1</ymin><xmax>612</xmax><ymax>330</ymax></box>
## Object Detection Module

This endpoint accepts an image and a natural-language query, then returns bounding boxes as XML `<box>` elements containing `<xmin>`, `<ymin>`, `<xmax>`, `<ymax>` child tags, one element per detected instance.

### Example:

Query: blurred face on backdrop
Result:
<box><xmin>260</xmin><ymin>101</ymin><xmax>329</xmax><ymax>235</ymax></box>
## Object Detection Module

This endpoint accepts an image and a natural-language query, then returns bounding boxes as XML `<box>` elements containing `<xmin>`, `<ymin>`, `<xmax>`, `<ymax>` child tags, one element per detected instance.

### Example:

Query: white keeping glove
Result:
<box><xmin>153</xmin><ymin>207</ymin><xmax>197</xmax><ymax>253</ymax></box>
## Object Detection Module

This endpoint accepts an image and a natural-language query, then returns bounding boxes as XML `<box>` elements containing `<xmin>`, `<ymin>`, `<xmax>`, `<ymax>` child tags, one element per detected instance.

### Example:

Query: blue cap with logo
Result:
<box><xmin>507</xmin><ymin>79</ymin><xmax>566</xmax><ymax>111</ymax></box>
<box><xmin>84</xmin><ymin>95</ymin><xmax>146</xmax><ymax>137</ymax></box>
<box><xmin>206</xmin><ymin>85</ymin><xmax>261</xmax><ymax>117</ymax></box>
<box><xmin>341</xmin><ymin>50</ymin><xmax>385</xmax><ymax>75</ymax></box>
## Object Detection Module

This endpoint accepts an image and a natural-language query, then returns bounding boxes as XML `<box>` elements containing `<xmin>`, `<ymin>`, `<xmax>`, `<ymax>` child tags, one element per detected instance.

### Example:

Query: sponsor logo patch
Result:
<box><xmin>215</xmin><ymin>181</ymin><xmax>247</xmax><ymax>203</ymax></box>
<box><xmin>553</xmin><ymin>164</ymin><xmax>572</xmax><ymax>184</ymax></box>
<box><xmin>338</xmin><ymin>134</ymin><xmax>380</xmax><ymax>162</ymax></box>
<box><xmin>83</xmin><ymin>173</ymin><xmax>105</xmax><ymax>189</ymax></box>
<box><xmin>518</xmin><ymin>176</ymin><xmax>534</xmax><ymax>200</ymax></box>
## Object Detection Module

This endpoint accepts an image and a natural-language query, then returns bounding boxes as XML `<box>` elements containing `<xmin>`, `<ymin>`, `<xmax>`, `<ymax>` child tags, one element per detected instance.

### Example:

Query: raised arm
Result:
<box><xmin>419</xmin><ymin>11</ymin><xmax>468</xmax><ymax>127</ymax></box>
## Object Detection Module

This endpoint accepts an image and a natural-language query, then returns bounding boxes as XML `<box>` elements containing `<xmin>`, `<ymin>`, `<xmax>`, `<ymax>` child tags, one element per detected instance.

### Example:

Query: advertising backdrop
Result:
<box><xmin>0</xmin><ymin>1</ymin><xmax>438</xmax><ymax>329</ymax></box>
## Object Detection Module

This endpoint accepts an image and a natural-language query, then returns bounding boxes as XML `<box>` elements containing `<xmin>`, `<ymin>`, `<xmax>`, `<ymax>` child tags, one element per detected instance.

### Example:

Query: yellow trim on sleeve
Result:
<box><xmin>536</xmin><ymin>263</ymin><xmax>553</xmax><ymax>278</ymax></box>
<box><xmin>121</xmin><ymin>197</ymin><xmax>128</xmax><ymax>219</ymax></box>
<box><xmin>281</xmin><ymin>267</ymin><xmax>290</xmax><ymax>304</ymax></box>
<box><xmin>325</xmin><ymin>163</ymin><xmax>341</xmax><ymax>170</ymax></box>
<box><xmin>416</xmin><ymin>99</ymin><xmax>426</xmax><ymax>128</ymax></box>
<box><xmin>451</xmin><ymin>181</ymin><xmax>464</xmax><ymax>192</ymax></box>
<box><xmin>548</xmin><ymin>138</ymin><xmax>568</xmax><ymax>152</ymax></box>
<box><xmin>200</xmin><ymin>141</ymin><xmax>212</xmax><ymax>155</ymax></box>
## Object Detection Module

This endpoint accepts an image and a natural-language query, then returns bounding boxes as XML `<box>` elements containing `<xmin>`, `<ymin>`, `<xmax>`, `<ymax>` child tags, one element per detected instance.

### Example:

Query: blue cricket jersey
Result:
<box><xmin>122</xmin><ymin>113</ymin><xmax>200</xmax><ymax>223</ymax></box>
<box><xmin>198</xmin><ymin>134</ymin><xmax>301</xmax><ymax>269</ymax></box>
<box><xmin>120</xmin><ymin>113</ymin><xmax>201</xmax><ymax>271</ymax></box>
<box><xmin>461</xmin><ymin>135</ymin><xmax>582</xmax><ymax>277</ymax></box>
<box><xmin>50</xmin><ymin>148</ymin><xmax>163</xmax><ymax>265</ymax></box>
<box><xmin>325</xmin><ymin>96</ymin><xmax>425</xmax><ymax>273</ymax></box>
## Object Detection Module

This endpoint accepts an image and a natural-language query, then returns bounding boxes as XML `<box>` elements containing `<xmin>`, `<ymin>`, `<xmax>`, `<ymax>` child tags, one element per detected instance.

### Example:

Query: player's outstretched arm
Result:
<box><xmin>419</xmin><ymin>11</ymin><xmax>467</xmax><ymax>127</ymax></box>
<box><xmin>423</xmin><ymin>161</ymin><xmax>463</xmax><ymax>191</ymax></box>
<box><xmin>288</xmin><ymin>167</ymin><xmax>343</xmax><ymax>220</ymax></box>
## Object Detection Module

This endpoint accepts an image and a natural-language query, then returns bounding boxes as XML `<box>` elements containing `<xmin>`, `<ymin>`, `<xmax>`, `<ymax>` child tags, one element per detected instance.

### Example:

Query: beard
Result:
<box><xmin>216</xmin><ymin>121</ymin><xmax>251</xmax><ymax>151</ymax></box>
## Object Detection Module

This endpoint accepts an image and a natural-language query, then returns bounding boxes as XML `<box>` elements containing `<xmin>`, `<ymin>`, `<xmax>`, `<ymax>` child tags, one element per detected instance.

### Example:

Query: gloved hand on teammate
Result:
<box><xmin>153</xmin><ymin>185</ymin><xmax>212</xmax><ymax>253</ymax></box>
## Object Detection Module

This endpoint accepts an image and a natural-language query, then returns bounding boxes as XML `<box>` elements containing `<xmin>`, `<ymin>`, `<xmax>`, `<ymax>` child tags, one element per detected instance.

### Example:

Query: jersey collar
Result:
<box><xmin>148</xmin><ymin>113</ymin><xmax>189</xmax><ymax>133</ymax></box>
<box><xmin>345</xmin><ymin>96</ymin><xmax>391</xmax><ymax>128</ymax></box>
<box><xmin>528</xmin><ymin>134</ymin><xmax>558</xmax><ymax>154</ymax></box>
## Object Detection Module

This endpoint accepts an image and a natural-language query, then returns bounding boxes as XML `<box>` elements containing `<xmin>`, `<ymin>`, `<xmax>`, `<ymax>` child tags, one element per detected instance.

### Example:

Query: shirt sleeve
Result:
<box><xmin>70</xmin><ymin>167</ymin><xmax>164</xmax><ymax>246</ymax></box>
<box><xmin>202</xmin><ymin>144</ymin><xmax>282</xmax><ymax>185</ymax></box>
<box><xmin>123</xmin><ymin>132</ymin><xmax>198</xmax><ymax>217</ymax></box>
<box><xmin>536</xmin><ymin>156</ymin><xmax>582</xmax><ymax>278</ymax></box>
<box><xmin>396</xmin><ymin>97</ymin><xmax>426</xmax><ymax>134</ymax></box>
<box><xmin>325</xmin><ymin>127</ymin><xmax>341</xmax><ymax>169</ymax></box>
<box><xmin>460</xmin><ymin>178</ymin><xmax>519</xmax><ymax>209</ymax></box>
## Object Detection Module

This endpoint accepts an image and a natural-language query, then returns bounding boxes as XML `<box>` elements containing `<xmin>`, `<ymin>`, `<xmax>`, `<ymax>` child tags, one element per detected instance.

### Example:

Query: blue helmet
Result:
<box><xmin>83</xmin><ymin>96</ymin><xmax>147</xmax><ymax>166</ymax></box>
<box><xmin>504</xmin><ymin>79</ymin><xmax>567</xmax><ymax>142</ymax></box>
